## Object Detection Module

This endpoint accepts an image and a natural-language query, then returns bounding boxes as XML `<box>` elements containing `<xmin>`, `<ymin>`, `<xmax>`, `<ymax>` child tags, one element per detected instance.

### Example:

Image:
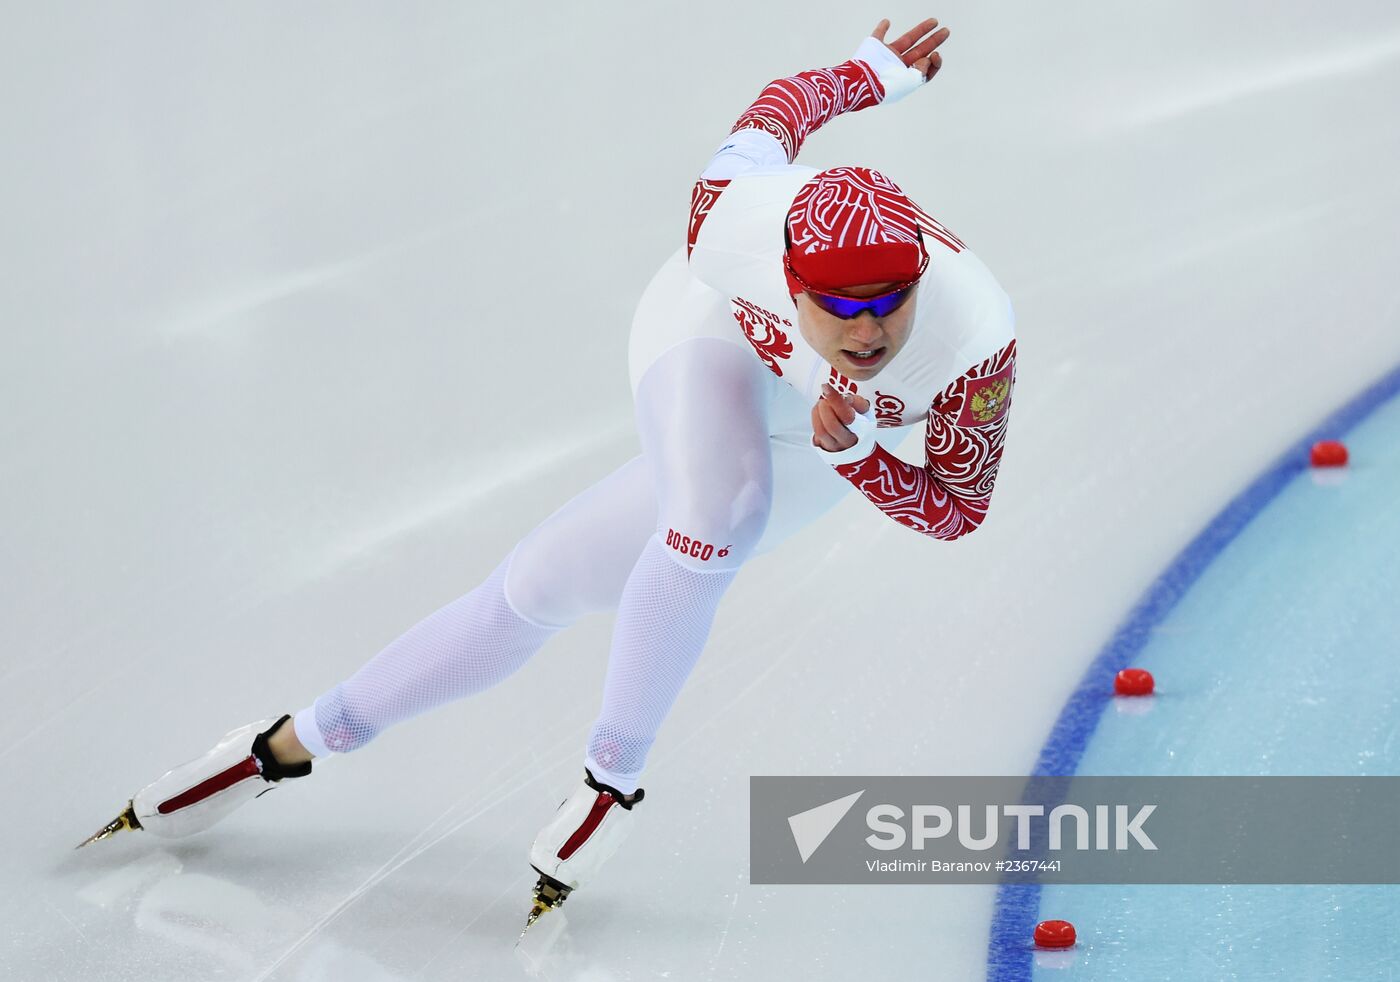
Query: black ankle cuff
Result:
<box><xmin>252</xmin><ymin>715</ymin><xmax>313</xmax><ymax>782</ymax></box>
<box><xmin>584</xmin><ymin>768</ymin><xmax>644</xmax><ymax>809</ymax></box>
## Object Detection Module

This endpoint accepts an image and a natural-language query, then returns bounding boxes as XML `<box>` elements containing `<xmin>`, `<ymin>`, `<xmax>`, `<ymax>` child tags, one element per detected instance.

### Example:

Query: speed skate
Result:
<box><xmin>76</xmin><ymin>716</ymin><xmax>311</xmax><ymax>848</ymax></box>
<box><xmin>519</xmin><ymin>768</ymin><xmax>645</xmax><ymax>939</ymax></box>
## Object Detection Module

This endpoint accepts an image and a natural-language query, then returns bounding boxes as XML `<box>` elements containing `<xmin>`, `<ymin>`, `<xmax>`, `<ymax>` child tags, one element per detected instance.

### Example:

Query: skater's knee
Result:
<box><xmin>502</xmin><ymin>550</ymin><xmax>573</xmax><ymax>629</ymax></box>
<box><xmin>505</xmin><ymin>535</ymin><xmax>594</xmax><ymax>628</ymax></box>
<box><xmin>659</xmin><ymin>487</ymin><xmax>770</xmax><ymax>572</ymax></box>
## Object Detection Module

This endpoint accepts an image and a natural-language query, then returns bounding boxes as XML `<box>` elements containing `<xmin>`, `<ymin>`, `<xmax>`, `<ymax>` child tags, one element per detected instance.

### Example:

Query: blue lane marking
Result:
<box><xmin>985</xmin><ymin>359</ymin><xmax>1400</xmax><ymax>981</ymax></box>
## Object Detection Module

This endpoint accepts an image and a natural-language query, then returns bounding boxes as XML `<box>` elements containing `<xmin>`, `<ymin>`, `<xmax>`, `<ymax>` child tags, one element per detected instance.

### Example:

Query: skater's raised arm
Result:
<box><xmin>688</xmin><ymin>18</ymin><xmax>948</xmax><ymax>253</ymax></box>
<box><xmin>715</xmin><ymin>18</ymin><xmax>946</xmax><ymax>174</ymax></box>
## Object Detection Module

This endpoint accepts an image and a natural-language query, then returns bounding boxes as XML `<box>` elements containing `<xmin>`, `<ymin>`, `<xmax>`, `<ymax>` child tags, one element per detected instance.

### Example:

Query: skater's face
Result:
<box><xmin>794</xmin><ymin>281</ymin><xmax>918</xmax><ymax>381</ymax></box>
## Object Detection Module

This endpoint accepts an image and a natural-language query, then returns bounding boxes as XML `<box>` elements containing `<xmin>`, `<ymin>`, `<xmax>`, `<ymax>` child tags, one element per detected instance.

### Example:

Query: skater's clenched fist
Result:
<box><xmin>812</xmin><ymin>384</ymin><xmax>872</xmax><ymax>452</ymax></box>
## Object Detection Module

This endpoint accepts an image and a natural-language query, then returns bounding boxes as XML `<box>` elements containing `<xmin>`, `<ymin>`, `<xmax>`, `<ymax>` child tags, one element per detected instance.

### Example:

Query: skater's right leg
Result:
<box><xmin>83</xmin><ymin>457</ymin><xmax>657</xmax><ymax>844</ymax></box>
<box><xmin>262</xmin><ymin>459</ymin><xmax>658</xmax><ymax>766</ymax></box>
<box><xmin>291</xmin><ymin>554</ymin><xmax>559</xmax><ymax>757</ymax></box>
<box><xmin>290</xmin><ymin>455</ymin><xmax>657</xmax><ymax>758</ymax></box>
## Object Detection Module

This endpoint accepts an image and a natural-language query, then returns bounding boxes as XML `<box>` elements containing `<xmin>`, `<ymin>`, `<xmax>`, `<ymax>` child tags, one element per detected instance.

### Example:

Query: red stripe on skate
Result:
<box><xmin>556</xmin><ymin>792</ymin><xmax>614</xmax><ymax>861</ymax></box>
<box><xmin>158</xmin><ymin>756</ymin><xmax>261</xmax><ymax>814</ymax></box>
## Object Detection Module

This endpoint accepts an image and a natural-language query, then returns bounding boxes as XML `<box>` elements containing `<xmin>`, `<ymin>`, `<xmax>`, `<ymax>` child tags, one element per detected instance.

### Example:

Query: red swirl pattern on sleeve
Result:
<box><xmin>688</xmin><ymin>60</ymin><xmax>885</xmax><ymax>253</ymax></box>
<box><xmin>688</xmin><ymin>178</ymin><xmax>730</xmax><ymax>257</ymax></box>
<box><xmin>833</xmin><ymin>340</ymin><xmax>1017</xmax><ymax>540</ymax></box>
<box><xmin>730</xmin><ymin>60</ymin><xmax>885</xmax><ymax>163</ymax></box>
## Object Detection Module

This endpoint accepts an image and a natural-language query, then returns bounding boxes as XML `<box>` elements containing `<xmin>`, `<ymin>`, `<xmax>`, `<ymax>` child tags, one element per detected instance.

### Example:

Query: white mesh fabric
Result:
<box><xmin>584</xmin><ymin>535</ymin><xmax>736</xmax><ymax>793</ymax></box>
<box><xmin>505</xmin><ymin>455</ymin><xmax>656</xmax><ymax>627</ymax></box>
<box><xmin>574</xmin><ymin>339</ymin><xmax>770</xmax><ymax>791</ymax></box>
<box><xmin>308</xmin><ymin>555</ymin><xmax>557</xmax><ymax>754</ymax></box>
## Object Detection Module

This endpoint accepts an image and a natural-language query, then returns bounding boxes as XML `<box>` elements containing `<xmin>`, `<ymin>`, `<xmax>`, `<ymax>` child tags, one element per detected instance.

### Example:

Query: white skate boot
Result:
<box><xmin>77</xmin><ymin>715</ymin><xmax>311</xmax><ymax>847</ymax></box>
<box><xmin>521</xmin><ymin>769</ymin><xmax>644</xmax><ymax>932</ymax></box>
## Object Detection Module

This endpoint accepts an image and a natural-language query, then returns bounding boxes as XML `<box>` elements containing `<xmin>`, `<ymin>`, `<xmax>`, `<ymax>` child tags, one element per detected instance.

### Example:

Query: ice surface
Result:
<box><xmin>1029</xmin><ymin>391</ymin><xmax>1400</xmax><ymax>981</ymax></box>
<box><xmin>4</xmin><ymin>3</ymin><xmax>1400</xmax><ymax>980</ymax></box>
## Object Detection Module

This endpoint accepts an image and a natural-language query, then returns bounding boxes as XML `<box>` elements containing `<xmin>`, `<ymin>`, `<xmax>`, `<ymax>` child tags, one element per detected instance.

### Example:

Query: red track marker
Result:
<box><xmin>1114</xmin><ymin>668</ymin><xmax>1154</xmax><ymax>696</ymax></box>
<box><xmin>1310</xmin><ymin>440</ymin><xmax>1348</xmax><ymax>467</ymax></box>
<box><xmin>1034</xmin><ymin>919</ymin><xmax>1076</xmax><ymax>948</ymax></box>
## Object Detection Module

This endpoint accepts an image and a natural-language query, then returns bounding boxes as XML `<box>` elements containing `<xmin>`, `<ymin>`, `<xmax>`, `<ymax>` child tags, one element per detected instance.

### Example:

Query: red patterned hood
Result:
<box><xmin>784</xmin><ymin>166</ymin><xmax>929</xmax><ymax>296</ymax></box>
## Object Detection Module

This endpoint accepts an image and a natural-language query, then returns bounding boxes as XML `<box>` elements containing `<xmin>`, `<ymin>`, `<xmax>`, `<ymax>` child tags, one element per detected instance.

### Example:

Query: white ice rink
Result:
<box><xmin>5</xmin><ymin>3</ymin><xmax>1400</xmax><ymax>979</ymax></box>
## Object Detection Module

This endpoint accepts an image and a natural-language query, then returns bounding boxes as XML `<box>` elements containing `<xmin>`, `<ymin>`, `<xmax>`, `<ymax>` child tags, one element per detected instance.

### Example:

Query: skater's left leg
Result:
<box><xmin>579</xmin><ymin>351</ymin><xmax>864</xmax><ymax>793</ymax></box>
<box><xmin>526</xmin><ymin>342</ymin><xmax>867</xmax><ymax>905</ymax></box>
<box><xmin>584</xmin><ymin>336</ymin><xmax>776</xmax><ymax>794</ymax></box>
<box><xmin>528</xmin><ymin>336</ymin><xmax>772</xmax><ymax>904</ymax></box>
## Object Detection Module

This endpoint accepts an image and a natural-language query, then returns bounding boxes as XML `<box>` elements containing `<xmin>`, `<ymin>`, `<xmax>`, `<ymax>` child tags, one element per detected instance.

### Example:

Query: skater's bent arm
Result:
<box><xmin>831</xmin><ymin>339</ymin><xmax>1017</xmax><ymax>541</ymax></box>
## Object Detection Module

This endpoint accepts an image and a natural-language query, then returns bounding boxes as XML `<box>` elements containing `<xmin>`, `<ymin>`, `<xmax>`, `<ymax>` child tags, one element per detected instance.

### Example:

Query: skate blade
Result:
<box><xmin>515</xmin><ymin>903</ymin><xmax>568</xmax><ymax>971</ymax></box>
<box><xmin>516</xmin><ymin>872</ymin><xmax>570</xmax><ymax>942</ymax></box>
<box><xmin>75</xmin><ymin>802</ymin><xmax>141</xmax><ymax>849</ymax></box>
<box><xmin>517</xmin><ymin>901</ymin><xmax>549</xmax><ymax>943</ymax></box>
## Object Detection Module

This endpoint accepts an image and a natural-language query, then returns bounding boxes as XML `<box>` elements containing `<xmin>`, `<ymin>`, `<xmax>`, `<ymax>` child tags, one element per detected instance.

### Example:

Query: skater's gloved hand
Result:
<box><xmin>855</xmin><ymin>17</ymin><xmax>950</xmax><ymax>104</ymax></box>
<box><xmin>812</xmin><ymin>384</ymin><xmax>876</xmax><ymax>463</ymax></box>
